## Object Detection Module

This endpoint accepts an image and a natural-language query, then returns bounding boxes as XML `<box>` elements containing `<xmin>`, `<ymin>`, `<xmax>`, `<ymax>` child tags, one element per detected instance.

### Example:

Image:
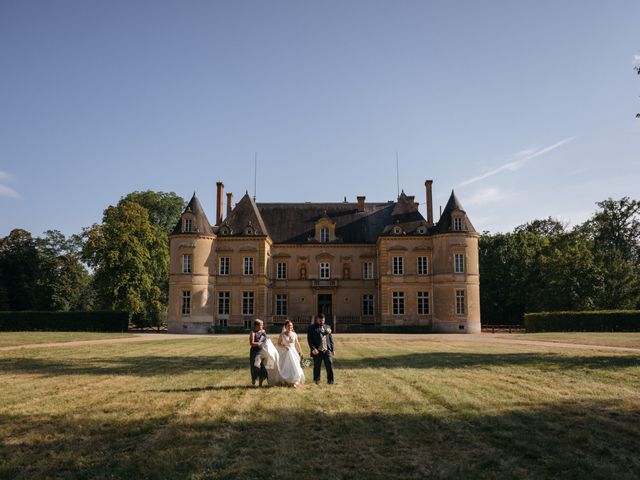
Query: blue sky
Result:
<box><xmin>1</xmin><ymin>1</ymin><xmax>639</xmax><ymax>237</ymax></box>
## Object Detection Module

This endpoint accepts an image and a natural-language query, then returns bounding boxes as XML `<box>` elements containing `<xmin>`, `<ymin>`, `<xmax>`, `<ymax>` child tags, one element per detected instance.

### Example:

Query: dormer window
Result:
<box><xmin>245</xmin><ymin>227</ymin><xmax>254</xmax><ymax>235</ymax></box>
<box><xmin>417</xmin><ymin>226</ymin><xmax>427</xmax><ymax>234</ymax></box>
<box><xmin>454</xmin><ymin>217</ymin><xmax>463</xmax><ymax>231</ymax></box>
<box><xmin>393</xmin><ymin>226</ymin><xmax>402</xmax><ymax>235</ymax></box>
<box><xmin>183</xmin><ymin>218</ymin><xmax>193</xmax><ymax>233</ymax></box>
<box><xmin>220</xmin><ymin>227</ymin><xmax>230</xmax><ymax>236</ymax></box>
<box><xmin>314</xmin><ymin>215</ymin><xmax>336</xmax><ymax>243</ymax></box>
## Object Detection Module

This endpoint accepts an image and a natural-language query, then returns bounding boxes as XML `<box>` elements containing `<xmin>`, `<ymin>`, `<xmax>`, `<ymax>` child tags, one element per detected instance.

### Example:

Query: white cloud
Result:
<box><xmin>458</xmin><ymin>136</ymin><xmax>577</xmax><ymax>187</ymax></box>
<box><xmin>633</xmin><ymin>54</ymin><xmax>640</xmax><ymax>67</ymax></box>
<box><xmin>0</xmin><ymin>184</ymin><xmax>20</xmax><ymax>198</ymax></box>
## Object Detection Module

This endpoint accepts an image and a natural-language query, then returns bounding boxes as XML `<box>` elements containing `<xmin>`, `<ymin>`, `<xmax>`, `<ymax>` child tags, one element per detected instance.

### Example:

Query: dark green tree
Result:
<box><xmin>81</xmin><ymin>202</ymin><xmax>168</xmax><ymax>324</ymax></box>
<box><xmin>0</xmin><ymin>229</ymin><xmax>41</xmax><ymax>310</ymax></box>
<box><xmin>119</xmin><ymin>191</ymin><xmax>186</xmax><ymax>235</ymax></box>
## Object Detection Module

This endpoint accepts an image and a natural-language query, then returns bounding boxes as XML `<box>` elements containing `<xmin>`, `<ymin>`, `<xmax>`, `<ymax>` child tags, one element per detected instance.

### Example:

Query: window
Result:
<box><xmin>320</xmin><ymin>227</ymin><xmax>329</xmax><ymax>243</ymax></box>
<box><xmin>454</xmin><ymin>217</ymin><xmax>463</xmax><ymax>231</ymax></box>
<box><xmin>182</xmin><ymin>254</ymin><xmax>192</xmax><ymax>273</ymax></box>
<box><xmin>392</xmin><ymin>291</ymin><xmax>404</xmax><ymax>315</ymax></box>
<box><xmin>219</xmin><ymin>257</ymin><xmax>230</xmax><ymax>275</ymax></box>
<box><xmin>276</xmin><ymin>294</ymin><xmax>288</xmax><ymax>315</ymax></box>
<box><xmin>456</xmin><ymin>290</ymin><xmax>465</xmax><ymax>315</ymax></box>
<box><xmin>418</xmin><ymin>291</ymin><xmax>430</xmax><ymax>315</ymax></box>
<box><xmin>242</xmin><ymin>291</ymin><xmax>254</xmax><ymax>315</ymax></box>
<box><xmin>363</xmin><ymin>261</ymin><xmax>373</xmax><ymax>279</ymax></box>
<box><xmin>393</xmin><ymin>256</ymin><xmax>404</xmax><ymax>275</ymax></box>
<box><xmin>218</xmin><ymin>291</ymin><xmax>230</xmax><ymax>315</ymax></box>
<box><xmin>181</xmin><ymin>291</ymin><xmax>191</xmax><ymax>316</ymax></box>
<box><xmin>454</xmin><ymin>254</ymin><xmax>464</xmax><ymax>273</ymax></box>
<box><xmin>243</xmin><ymin>257</ymin><xmax>254</xmax><ymax>275</ymax></box>
<box><xmin>320</xmin><ymin>262</ymin><xmax>330</xmax><ymax>279</ymax></box>
<box><xmin>243</xmin><ymin>319</ymin><xmax>252</xmax><ymax>329</ymax></box>
<box><xmin>218</xmin><ymin>318</ymin><xmax>228</xmax><ymax>327</ymax></box>
<box><xmin>362</xmin><ymin>294</ymin><xmax>374</xmax><ymax>316</ymax></box>
<box><xmin>183</xmin><ymin>218</ymin><xmax>193</xmax><ymax>233</ymax></box>
<box><xmin>277</xmin><ymin>262</ymin><xmax>287</xmax><ymax>280</ymax></box>
<box><xmin>417</xmin><ymin>256</ymin><xmax>428</xmax><ymax>275</ymax></box>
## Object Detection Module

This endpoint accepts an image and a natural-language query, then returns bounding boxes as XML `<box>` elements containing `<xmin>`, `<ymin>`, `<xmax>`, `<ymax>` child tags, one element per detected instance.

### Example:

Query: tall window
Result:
<box><xmin>218</xmin><ymin>292</ymin><xmax>230</xmax><ymax>315</ymax></box>
<box><xmin>454</xmin><ymin>254</ymin><xmax>464</xmax><ymax>273</ymax></box>
<box><xmin>418</xmin><ymin>291</ymin><xmax>430</xmax><ymax>315</ymax></box>
<box><xmin>182</xmin><ymin>254</ymin><xmax>192</xmax><ymax>273</ymax></box>
<box><xmin>277</xmin><ymin>262</ymin><xmax>287</xmax><ymax>280</ymax></box>
<box><xmin>276</xmin><ymin>294</ymin><xmax>288</xmax><ymax>315</ymax></box>
<box><xmin>320</xmin><ymin>227</ymin><xmax>329</xmax><ymax>243</ymax></box>
<box><xmin>456</xmin><ymin>290</ymin><xmax>465</xmax><ymax>315</ymax></box>
<box><xmin>393</xmin><ymin>256</ymin><xmax>404</xmax><ymax>275</ymax></box>
<box><xmin>219</xmin><ymin>257</ymin><xmax>230</xmax><ymax>275</ymax></box>
<box><xmin>363</xmin><ymin>261</ymin><xmax>373</xmax><ymax>279</ymax></box>
<box><xmin>243</xmin><ymin>257</ymin><xmax>254</xmax><ymax>275</ymax></box>
<box><xmin>417</xmin><ymin>256</ymin><xmax>428</xmax><ymax>275</ymax></box>
<box><xmin>362</xmin><ymin>294</ymin><xmax>374</xmax><ymax>316</ymax></box>
<box><xmin>181</xmin><ymin>291</ymin><xmax>191</xmax><ymax>316</ymax></box>
<box><xmin>242</xmin><ymin>291</ymin><xmax>254</xmax><ymax>315</ymax></box>
<box><xmin>392</xmin><ymin>291</ymin><xmax>404</xmax><ymax>315</ymax></box>
<box><xmin>454</xmin><ymin>217</ymin><xmax>463</xmax><ymax>231</ymax></box>
<box><xmin>183</xmin><ymin>218</ymin><xmax>193</xmax><ymax>233</ymax></box>
<box><xmin>320</xmin><ymin>262</ymin><xmax>330</xmax><ymax>279</ymax></box>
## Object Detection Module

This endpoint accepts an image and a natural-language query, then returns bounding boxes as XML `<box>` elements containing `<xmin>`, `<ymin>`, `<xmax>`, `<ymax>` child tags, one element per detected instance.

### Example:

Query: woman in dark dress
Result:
<box><xmin>249</xmin><ymin>319</ymin><xmax>268</xmax><ymax>386</ymax></box>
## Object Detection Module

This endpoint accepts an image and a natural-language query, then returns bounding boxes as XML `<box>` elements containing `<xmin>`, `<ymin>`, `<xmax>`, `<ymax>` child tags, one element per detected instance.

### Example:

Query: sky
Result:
<box><xmin>1</xmin><ymin>0</ymin><xmax>639</xmax><ymax>238</ymax></box>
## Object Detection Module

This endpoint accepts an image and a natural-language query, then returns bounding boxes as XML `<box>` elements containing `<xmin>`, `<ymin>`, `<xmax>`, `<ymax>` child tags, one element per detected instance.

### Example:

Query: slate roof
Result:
<box><xmin>432</xmin><ymin>190</ymin><xmax>477</xmax><ymax>234</ymax></box>
<box><xmin>170</xmin><ymin>193</ymin><xmax>214</xmax><ymax>236</ymax></box>
<box><xmin>243</xmin><ymin>192</ymin><xmax>429</xmax><ymax>244</ymax></box>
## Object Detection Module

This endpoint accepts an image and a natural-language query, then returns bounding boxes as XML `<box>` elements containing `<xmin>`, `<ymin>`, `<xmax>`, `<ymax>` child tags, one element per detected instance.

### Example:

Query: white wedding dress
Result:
<box><xmin>259</xmin><ymin>332</ymin><xmax>305</xmax><ymax>386</ymax></box>
<box><xmin>277</xmin><ymin>331</ymin><xmax>305</xmax><ymax>385</ymax></box>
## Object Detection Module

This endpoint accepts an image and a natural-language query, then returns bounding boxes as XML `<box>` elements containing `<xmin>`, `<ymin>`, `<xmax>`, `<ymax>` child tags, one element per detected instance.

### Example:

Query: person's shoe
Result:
<box><xmin>314</xmin><ymin>380</ymin><xmax>320</xmax><ymax>385</ymax></box>
<box><xmin>328</xmin><ymin>381</ymin><xmax>334</xmax><ymax>385</ymax></box>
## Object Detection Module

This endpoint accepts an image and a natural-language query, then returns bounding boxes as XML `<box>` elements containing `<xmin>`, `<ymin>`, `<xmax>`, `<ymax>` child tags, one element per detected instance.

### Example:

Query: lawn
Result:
<box><xmin>0</xmin><ymin>332</ymin><xmax>135</xmax><ymax>348</ymax></box>
<box><xmin>498</xmin><ymin>332</ymin><xmax>640</xmax><ymax>349</ymax></box>
<box><xmin>1</xmin><ymin>334</ymin><xmax>639</xmax><ymax>479</ymax></box>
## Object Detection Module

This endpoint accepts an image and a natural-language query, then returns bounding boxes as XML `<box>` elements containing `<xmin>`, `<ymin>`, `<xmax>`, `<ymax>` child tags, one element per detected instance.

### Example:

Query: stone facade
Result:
<box><xmin>168</xmin><ymin>181</ymin><xmax>480</xmax><ymax>333</ymax></box>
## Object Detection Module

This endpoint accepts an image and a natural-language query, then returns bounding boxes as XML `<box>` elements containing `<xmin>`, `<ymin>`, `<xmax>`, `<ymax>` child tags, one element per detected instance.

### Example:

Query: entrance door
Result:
<box><xmin>317</xmin><ymin>294</ymin><xmax>333</xmax><ymax>327</ymax></box>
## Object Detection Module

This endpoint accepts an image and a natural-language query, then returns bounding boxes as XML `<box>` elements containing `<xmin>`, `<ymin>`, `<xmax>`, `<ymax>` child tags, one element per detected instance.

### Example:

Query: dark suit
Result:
<box><xmin>307</xmin><ymin>323</ymin><xmax>334</xmax><ymax>384</ymax></box>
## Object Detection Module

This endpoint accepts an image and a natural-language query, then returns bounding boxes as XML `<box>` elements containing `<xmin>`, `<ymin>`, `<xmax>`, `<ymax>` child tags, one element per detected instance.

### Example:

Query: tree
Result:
<box><xmin>582</xmin><ymin>197</ymin><xmax>640</xmax><ymax>309</ymax></box>
<box><xmin>36</xmin><ymin>230</ymin><xmax>94</xmax><ymax>311</ymax></box>
<box><xmin>0</xmin><ymin>229</ymin><xmax>42</xmax><ymax>310</ymax></box>
<box><xmin>119</xmin><ymin>191</ymin><xmax>186</xmax><ymax>235</ymax></box>
<box><xmin>81</xmin><ymin>202</ymin><xmax>168</xmax><ymax>323</ymax></box>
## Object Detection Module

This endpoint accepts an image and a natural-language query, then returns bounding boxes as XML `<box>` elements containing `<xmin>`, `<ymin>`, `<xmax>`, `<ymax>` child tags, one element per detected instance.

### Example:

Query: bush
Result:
<box><xmin>524</xmin><ymin>310</ymin><xmax>640</xmax><ymax>333</ymax></box>
<box><xmin>0</xmin><ymin>311</ymin><xmax>129</xmax><ymax>332</ymax></box>
<box><xmin>211</xmin><ymin>326</ymin><xmax>250</xmax><ymax>334</ymax></box>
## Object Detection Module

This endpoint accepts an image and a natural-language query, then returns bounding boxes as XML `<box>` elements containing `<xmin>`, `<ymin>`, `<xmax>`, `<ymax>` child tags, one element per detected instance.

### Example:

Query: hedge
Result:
<box><xmin>524</xmin><ymin>310</ymin><xmax>640</xmax><ymax>333</ymax></box>
<box><xmin>0</xmin><ymin>311</ymin><xmax>129</xmax><ymax>332</ymax></box>
<box><xmin>338</xmin><ymin>324</ymin><xmax>433</xmax><ymax>334</ymax></box>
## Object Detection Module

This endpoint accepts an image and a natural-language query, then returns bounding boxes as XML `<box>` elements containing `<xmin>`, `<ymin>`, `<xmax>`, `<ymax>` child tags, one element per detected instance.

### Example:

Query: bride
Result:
<box><xmin>276</xmin><ymin>320</ymin><xmax>306</xmax><ymax>387</ymax></box>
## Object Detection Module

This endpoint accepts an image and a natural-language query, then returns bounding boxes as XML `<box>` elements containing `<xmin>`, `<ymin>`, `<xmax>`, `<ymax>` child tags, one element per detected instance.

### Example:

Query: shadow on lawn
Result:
<box><xmin>0</xmin><ymin>352</ymin><xmax>639</xmax><ymax>377</ymax></box>
<box><xmin>1</xmin><ymin>400</ymin><xmax>639</xmax><ymax>480</ymax></box>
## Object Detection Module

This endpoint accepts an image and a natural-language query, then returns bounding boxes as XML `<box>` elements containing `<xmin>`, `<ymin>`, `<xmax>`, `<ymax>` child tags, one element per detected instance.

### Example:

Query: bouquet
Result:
<box><xmin>300</xmin><ymin>358</ymin><xmax>312</xmax><ymax>368</ymax></box>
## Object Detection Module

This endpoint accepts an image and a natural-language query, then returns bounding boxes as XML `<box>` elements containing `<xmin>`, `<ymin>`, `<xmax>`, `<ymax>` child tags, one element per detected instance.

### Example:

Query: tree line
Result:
<box><xmin>1</xmin><ymin>192</ymin><xmax>638</xmax><ymax>326</ymax></box>
<box><xmin>0</xmin><ymin>191</ymin><xmax>185</xmax><ymax>327</ymax></box>
<box><xmin>480</xmin><ymin>197</ymin><xmax>640</xmax><ymax>324</ymax></box>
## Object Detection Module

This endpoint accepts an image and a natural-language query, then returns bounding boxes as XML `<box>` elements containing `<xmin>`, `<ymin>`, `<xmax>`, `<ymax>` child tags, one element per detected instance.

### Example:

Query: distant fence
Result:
<box><xmin>481</xmin><ymin>324</ymin><xmax>526</xmax><ymax>334</ymax></box>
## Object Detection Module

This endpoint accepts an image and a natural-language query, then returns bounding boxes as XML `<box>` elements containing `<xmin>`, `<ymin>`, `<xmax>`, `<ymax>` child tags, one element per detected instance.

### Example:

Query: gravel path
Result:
<box><xmin>1</xmin><ymin>332</ymin><xmax>639</xmax><ymax>353</ymax></box>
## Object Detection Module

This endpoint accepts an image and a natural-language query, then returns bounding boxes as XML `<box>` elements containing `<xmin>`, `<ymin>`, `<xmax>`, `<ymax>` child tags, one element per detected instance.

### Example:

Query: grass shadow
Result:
<box><xmin>1</xmin><ymin>400</ymin><xmax>639</xmax><ymax>479</ymax></box>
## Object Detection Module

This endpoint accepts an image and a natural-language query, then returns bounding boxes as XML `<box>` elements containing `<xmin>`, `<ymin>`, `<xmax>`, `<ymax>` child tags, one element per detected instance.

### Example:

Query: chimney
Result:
<box><xmin>216</xmin><ymin>182</ymin><xmax>224</xmax><ymax>225</ymax></box>
<box><xmin>357</xmin><ymin>196</ymin><xmax>365</xmax><ymax>212</ymax></box>
<box><xmin>226</xmin><ymin>192</ymin><xmax>233</xmax><ymax>219</ymax></box>
<box><xmin>425</xmin><ymin>180</ymin><xmax>434</xmax><ymax>227</ymax></box>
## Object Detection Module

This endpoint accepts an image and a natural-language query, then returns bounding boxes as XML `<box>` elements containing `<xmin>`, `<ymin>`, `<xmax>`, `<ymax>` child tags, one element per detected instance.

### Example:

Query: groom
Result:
<box><xmin>307</xmin><ymin>313</ymin><xmax>335</xmax><ymax>384</ymax></box>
